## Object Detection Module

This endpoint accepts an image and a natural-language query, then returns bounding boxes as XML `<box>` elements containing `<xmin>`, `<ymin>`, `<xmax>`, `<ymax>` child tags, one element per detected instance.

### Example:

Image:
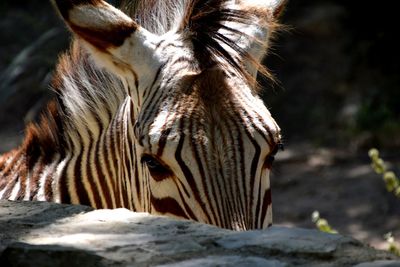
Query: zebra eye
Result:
<box><xmin>264</xmin><ymin>155</ymin><xmax>275</xmax><ymax>169</ymax></box>
<box><xmin>263</xmin><ymin>143</ymin><xmax>282</xmax><ymax>169</ymax></box>
<box><xmin>141</xmin><ymin>155</ymin><xmax>171</xmax><ymax>181</ymax></box>
<box><xmin>142</xmin><ymin>155</ymin><xmax>162</xmax><ymax>169</ymax></box>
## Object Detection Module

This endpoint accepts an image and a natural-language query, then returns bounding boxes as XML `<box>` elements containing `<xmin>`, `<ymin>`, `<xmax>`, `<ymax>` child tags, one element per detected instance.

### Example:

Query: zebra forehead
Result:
<box><xmin>147</xmin><ymin>95</ymin><xmax>277</xmax><ymax>148</ymax></box>
<box><xmin>157</xmin><ymin>70</ymin><xmax>271</xmax><ymax>117</ymax></box>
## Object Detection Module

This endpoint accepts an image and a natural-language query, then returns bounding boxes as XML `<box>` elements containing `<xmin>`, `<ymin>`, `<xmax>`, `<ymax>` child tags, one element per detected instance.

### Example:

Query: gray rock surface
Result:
<box><xmin>0</xmin><ymin>200</ymin><xmax>398</xmax><ymax>267</ymax></box>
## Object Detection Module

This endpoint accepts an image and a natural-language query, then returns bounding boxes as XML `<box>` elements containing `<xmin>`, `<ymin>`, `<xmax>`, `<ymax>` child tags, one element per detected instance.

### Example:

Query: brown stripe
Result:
<box><xmin>226</xmin><ymin>116</ymin><xmax>246</xmax><ymax>226</ymax></box>
<box><xmin>73</xmin><ymin>133</ymin><xmax>91</xmax><ymax>206</ymax></box>
<box><xmin>155</xmin><ymin>40</ymin><xmax>185</xmax><ymax>51</ymax></box>
<box><xmin>59</xmin><ymin>157</ymin><xmax>71</xmax><ymax>203</ymax></box>
<box><xmin>243</xmin><ymin>127</ymin><xmax>261</xmax><ymax>228</ymax></box>
<box><xmin>190</xmin><ymin>113</ymin><xmax>216</xmax><ymax>224</ymax></box>
<box><xmin>44</xmin><ymin>166</ymin><xmax>55</xmax><ymax>201</ymax></box>
<box><xmin>143</xmin><ymin>63</ymin><xmax>166</xmax><ymax>100</ymax></box>
<box><xmin>177</xmin><ymin>187</ymin><xmax>198</xmax><ymax>221</ymax></box>
<box><xmin>2</xmin><ymin>172</ymin><xmax>20</xmax><ymax>200</ymax></box>
<box><xmin>156</xmin><ymin>128</ymin><xmax>171</xmax><ymax>157</ymax></box>
<box><xmin>0</xmin><ymin>150</ymin><xmax>23</xmax><ymax>177</ymax></box>
<box><xmin>15</xmin><ymin>160</ymin><xmax>28</xmax><ymax>200</ymax></box>
<box><xmin>70</xmin><ymin>22</ymin><xmax>137</xmax><ymax>51</ymax></box>
<box><xmin>31</xmin><ymin>159</ymin><xmax>46</xmax><ymax>201</ymax></box>
<box><xmin>175</xmin><ymin>129</ymin><xmax>210</xmax><ymax>223</ymax></box>
<box><xmin>260</xmin><ymin>188</ymin><xmax>272</xmax><ymax>227</ymax></box>
<box><xmin>199</xmin><ymin>136</ymin><xmax>223</xmax><ymax>227</ymax></box>
<box><xmin>116</xmin><ymin>116</ymin><xmax>129</xmax><ymax>209</ymax></box>
<box><xmin>150</xmin><ymin>195</ymin><xmax>189</xmax><ymax>219</ymax></box>
<box><xmin>230</xmin><ymin>116</ymin><xmax>248</xmax><ymax>225</ymax></box>
<box><xmin>85</xmin><ymin>130</ymin><xmax>102</xmax><ymax>208</ymax></box>
<box><xmin>133</xmin><ymin>143</ymin><xmax>141</xmax><ymax>210</ymax></box>
<box><xmin>140</xmin><ymin>64</ymin><xmax>189</xmax><ymax>125</ymax></box>
<box><xmin>108</xmin><ymin>120</ymin><xmax>122</xmax><ymax>208</ymax></box>
<box><xmin>94</xmin><ymin>126</ymin><xmax>113</xmax><ymax>209</ymax></box>
<box><xmin>255</xmin><ymin>169</ymin><xmax>263</xmax><ymax>228</ymax></box>
<box><xmin>102</xmin><ymin>142</ymin><xmax>116</xmax><ymax>208</ymax></box>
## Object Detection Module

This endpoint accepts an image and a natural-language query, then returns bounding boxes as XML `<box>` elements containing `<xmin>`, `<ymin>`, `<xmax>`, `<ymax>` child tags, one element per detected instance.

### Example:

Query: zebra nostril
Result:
<box><xmin>141</xmin><ymin>154</ymin><xmax>172</xmax><ymax>181</ymax></box>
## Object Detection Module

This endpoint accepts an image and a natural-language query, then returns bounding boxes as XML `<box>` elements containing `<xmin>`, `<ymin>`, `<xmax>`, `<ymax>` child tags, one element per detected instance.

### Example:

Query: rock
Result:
<box><xmin>0</xmin><ymin>200</ymin><xmax>398</xmax><ymax>266</ymax></box>
<box><xmin>354</xmin><ymin>261</ymin><xmax>400</xmax><ymax>267</ymax></box>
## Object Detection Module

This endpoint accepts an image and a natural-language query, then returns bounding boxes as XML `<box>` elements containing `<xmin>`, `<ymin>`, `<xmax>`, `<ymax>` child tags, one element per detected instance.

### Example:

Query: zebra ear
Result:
<box><xmin>180</xmin><ymin>0</ymin><xmax>286</xmax><ymax>82</ymax></box>
<box><xmin>52</xmin><ymin>0</ymin><xmax>158</xmax><ymax>75</ymax></box>
<box><xmin>253</xmin><ymin>0</ymin><xmax>287</xmax><ymax>18</ymax></box>
<box><xmin>234</xmin><ymin>0</ymin><xmax>287</xmax><ymax>78</ymax></box>
<box><xmin>268</xmin><ymin>0</ymin><xmax>287</xmax><ymax>18</ymax></box>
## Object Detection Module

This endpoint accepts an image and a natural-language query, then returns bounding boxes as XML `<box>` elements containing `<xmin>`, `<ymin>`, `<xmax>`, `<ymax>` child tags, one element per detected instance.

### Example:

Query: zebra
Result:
<box><xmin>0</xmin><ymin>0</ymin><xmax>284</xmax><ymax>230</ymax></box>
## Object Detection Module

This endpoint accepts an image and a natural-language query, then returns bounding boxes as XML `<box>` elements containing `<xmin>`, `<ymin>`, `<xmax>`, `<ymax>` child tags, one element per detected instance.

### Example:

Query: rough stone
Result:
<box><xmin>354</xmin><ymin>261</ymin><xmax>400</xmax><ymax>267</ymax></box>
<box><xmin>0</xmin><ymin>200</ymin><xmax>398</xmax><ymax>267</ymax></box>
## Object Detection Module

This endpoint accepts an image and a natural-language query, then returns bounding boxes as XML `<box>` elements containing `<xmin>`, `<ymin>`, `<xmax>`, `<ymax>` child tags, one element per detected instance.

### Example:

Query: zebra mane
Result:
<box><xmin>122</xmin><ymin>0</ymin><xmax>278</xmax><ymax>85</ymax></box>
<box><xmin>23</xmin><ymin>42</ymin><xmax>125</xmax><ymax>158</ymax></box>
<box><xmin>121</xmin><ymin>0</ymin><xmax>189</xmax><ymax>35</ymax></box>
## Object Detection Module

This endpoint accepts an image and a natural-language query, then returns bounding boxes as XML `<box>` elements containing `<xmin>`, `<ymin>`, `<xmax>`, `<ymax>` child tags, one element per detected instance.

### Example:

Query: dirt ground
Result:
<box><xmin>272</xmin><ymin>143</ymin><xmax>400</xmax><ymax>251</ymax></box>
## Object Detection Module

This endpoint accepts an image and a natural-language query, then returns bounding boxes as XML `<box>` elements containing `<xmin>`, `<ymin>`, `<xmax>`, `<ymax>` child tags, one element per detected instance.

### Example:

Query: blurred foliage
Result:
<box><xmin>369</xmin><ymin>148</ymin><xmax>400</xmax><ymax>197</ymax></box>
<box><xmin>384</xmin><ymin>233</ymin><xmax>400</xmax><ymax>257</ymax></box>
<box><xmin>312</xmin><ymin>210</ymin><xmax>400</xmax><ymax>256</ymax></box>
<box><xmin>311</xmin><ymin>211</ymin><xmax>337</xmax><ymax>234</ymax></box>
<box><xmin>367</xmin><ymin>148</ymin><xmax>400</xmax><ymax>255</ymax></box>
<box><xmin>311</xmin><ymin>149</ymin><xmax>400</xmax><ymax>255</ymax></box>
<box><xmin>263</xmin><ymin>0</ymin><xmax>400</xmax><ymax>150</ymax></box>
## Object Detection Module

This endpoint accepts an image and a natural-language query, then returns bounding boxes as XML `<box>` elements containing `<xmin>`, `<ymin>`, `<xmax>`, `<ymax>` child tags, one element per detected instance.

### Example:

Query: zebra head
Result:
<box><xmin>53</xmin><ymin>0</ymin><xmax>284</xmax><ymax>230</ymax></box>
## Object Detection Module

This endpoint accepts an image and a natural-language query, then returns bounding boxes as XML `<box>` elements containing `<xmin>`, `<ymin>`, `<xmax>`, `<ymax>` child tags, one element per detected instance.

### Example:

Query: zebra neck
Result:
<box><xmin>55</xmin><ymin>51</ymin><xmax>148</xmax><ymax>209</ymax></box>
<box><xmin>58</xmin><ymin>96</ymin><xmax>142</xmax><ymax>209</ymax></box>
<box><xmin>0</xmin><ymin>45</ymin><xmax>148</xmax><ymax>208</ymax></box>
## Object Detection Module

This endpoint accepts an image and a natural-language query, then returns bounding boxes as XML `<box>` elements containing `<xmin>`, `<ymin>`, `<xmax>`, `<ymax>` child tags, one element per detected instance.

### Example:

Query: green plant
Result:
<box><xmin>367</xmin><ymin>148</ymin><xmax>400</xmax><ymax>256</ymax></box>
<box><xmin>384</xmin><ymin>232</ymin><xmax>400</xmax><ymax>257</ymax></box>
<box><xmin>368</xmin><ymin>148</ymin><xmax>400</xmax><ymax>197</ymax></box>
<box><xmin>311</xmin><ymin>211</ymin><xmax>338</xmax><ymax>234</ymax></box>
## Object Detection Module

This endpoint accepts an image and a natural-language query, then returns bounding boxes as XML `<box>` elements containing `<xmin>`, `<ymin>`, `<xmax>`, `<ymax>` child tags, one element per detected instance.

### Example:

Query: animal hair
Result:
<box><xmin>22</xmin><ymin>0</ymin><xmax>281</xmax><ymax>159</ymax></box>
<box><xmin>121</xmin><ymin>0</ymin><xmax>280</xmax><ymax>87</ymax></box>
<box><xmin>24</xmin><ymin>42</ymin><xmax>125</xmax><ymax>158</ymax></box>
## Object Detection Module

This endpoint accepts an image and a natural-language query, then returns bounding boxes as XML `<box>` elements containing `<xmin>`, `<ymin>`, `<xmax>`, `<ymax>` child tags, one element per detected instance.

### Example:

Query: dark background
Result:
<box><xmin>0</xmin><ymin>0</ymin><xmax>399</xmax><ymax>250</ymax></box>
<box><xmin>263</xmin><ymin>1</ymin><xmax>400</xmax><ymax>151</ymax></box>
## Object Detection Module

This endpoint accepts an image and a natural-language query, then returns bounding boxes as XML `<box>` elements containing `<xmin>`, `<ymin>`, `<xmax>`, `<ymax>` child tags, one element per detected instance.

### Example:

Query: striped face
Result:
<box><xmin>53</xmin><ymin>0</ymin><xmax>283</xmax><ymax>229</ymax></box>
<box><xmin>137</xmin><ymin>67</ymin><xmax>281</xmax><ymax>229</ymax></box>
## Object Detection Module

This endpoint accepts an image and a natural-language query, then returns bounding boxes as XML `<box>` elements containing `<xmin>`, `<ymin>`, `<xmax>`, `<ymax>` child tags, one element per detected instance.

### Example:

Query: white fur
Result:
<box><xmin>70</xmin><ymin>2</ymin><xmax>133</xmax><ymax>29</ymax></box>
<box><xmin>8</xmin><ymin>175</ymin><xmax>21</xmax><ymax>200</ymax></box>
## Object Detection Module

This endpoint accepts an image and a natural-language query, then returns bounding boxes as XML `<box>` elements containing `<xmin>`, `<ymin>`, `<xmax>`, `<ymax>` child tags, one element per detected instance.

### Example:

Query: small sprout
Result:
<box><xmin>395</xmin><ymin>187</ymin><xmax>400</xmax><ymax>198</ymax></box>
<box><xmin>368</xmin><ymin>148</ymin><xmax>400</xmax><ymax>198</ymax></box>
<box><xmin>384</xmin><ymin>172</ymin><xmax>399</xmax><ymax>192</ymax></box>
<box><xmin>311</xmin><ymin>211</ymin><xmax>320</xmax><ymax>223</ymax></box>
<box><xmin>384</xmin><ymin>232</ymin><xmax>394</xmax><ymax>243</ymax></box>
<box><xmin>372</xmin><ymin>158</ymin><xmax>386</xmax><ymax>174</ymax></box>
<box><xmin>368</xmin><ymin>149</ymin><xmax>399</xmax><ymax>256</ymax></box>
<box><xmin>368</xmin><ymin>148</ymin><xmax>379</xmax><ymax>159</ymax></box>
<box><xmin>311</xmin><ymin>211</ymin><xmax>338</xmax><ymax>234</ymax></box>
<box><xmin>384</xmin><ymin>232</ymin><xmax>400</xmax><ymax>257</ymax></box>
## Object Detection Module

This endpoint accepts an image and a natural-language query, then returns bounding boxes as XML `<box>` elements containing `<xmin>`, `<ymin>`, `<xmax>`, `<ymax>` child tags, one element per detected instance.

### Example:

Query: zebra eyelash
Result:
<box><xmin>141</xmin><ymin>154</ymin><xmax>172</xmax><ymax>181</ymax></box>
